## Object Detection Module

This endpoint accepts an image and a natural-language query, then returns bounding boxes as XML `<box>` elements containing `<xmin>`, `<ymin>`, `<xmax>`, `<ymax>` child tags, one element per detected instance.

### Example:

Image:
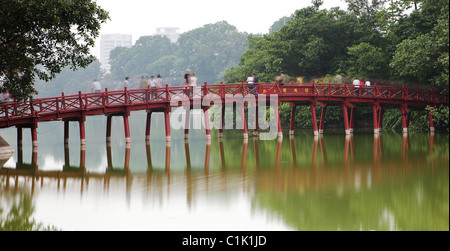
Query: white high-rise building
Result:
<box><xmin>100</xmin><ymin>34</ymin><xmax>132</xmax><ymax>73</ymax></box>
<box><xmin>154</xmin><ymin>27</ymin><xmax>180</xmax><ymax>43</ymax></box>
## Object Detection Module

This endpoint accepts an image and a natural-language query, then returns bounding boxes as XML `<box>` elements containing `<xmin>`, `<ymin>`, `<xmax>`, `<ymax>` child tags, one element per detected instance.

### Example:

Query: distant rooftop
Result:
<box><xmin>154</xmin><ymin>27</ymin><xmax>180</xmax><ymax>43</ymax></box>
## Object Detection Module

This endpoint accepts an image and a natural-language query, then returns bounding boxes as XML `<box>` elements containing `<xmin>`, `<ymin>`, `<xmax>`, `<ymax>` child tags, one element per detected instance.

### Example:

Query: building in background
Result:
<box><xmin>154</xmin><ymin>27</ymin><xmax>180</xmax><ymax>43</ymax></box>
<box><xmin>100</xmin><ymin>34</ymin><xmax>132</xmax><ymax>73</ymax></box>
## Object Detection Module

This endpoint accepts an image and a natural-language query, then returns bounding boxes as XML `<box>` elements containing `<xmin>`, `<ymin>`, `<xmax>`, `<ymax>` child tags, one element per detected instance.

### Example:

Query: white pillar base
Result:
<box><xmin>218</xmin><ymin>132</ymin><xmax>223</xmax><ymax>138</ymax></box>
<box><xmin>313</xmin><ymin>130</ymin><xmax>319</xmax><ymax>136</ymax></box>
<box><xmin>350</xmin><ymin>128</ymin><xmax>354</xmax><ymax>133</ymax></box>
<box><xmin>125</xmin><ymin>137</ymin><xmax>131</xmax><ymax>144</ymax></box>
<box><xmin>184</xmin><ymin>133</ymin><xmax>189</xmax><ymax>139</ymax></box>
<box><xmin>278</xmin><ymin>132</ymin><xmax>283</xmax><ymax>138</ymax></box>
<box><xmin>374</xmin><ymin>128</ymin><xmax>379</xmax><ymax>134</ymax></box>
<box><xmin>80</xmin><ymin>139</ymin><xmax>86</xmax><ymax>146</ymax></box>
<box><xmin>32</xmin><ymin>141</ymin><xmax>38</xmax><ymax>148</ymax></box>
<box><xmin>319</xmin><ymin>129</ymin><xmax>324</xmax><ymax>134</ymax></box>
<box><xmin>289</xmin><ymin>130</ymin><xmax>295</xmax><ymax>135</ymax></box>
<box><xmin>206</xmin><ymin>134</ymin><xmax>211</xmax><ymax>140</ymax></box>
<box><xmin>403</xmin><ymin>128</ymin><xmax>408</xmax><ymax>134</ymax></box>
<box><xmin>166</xmin><ymin>136</ymin><xmax>171</xmax><ymax>142</ymax></box>
<box><xmin>430</xmin><ymin>127</ymin><xmax>435</xmax><ymax>132</ymax></box>
<box><xmin>345</xmin><ymin>130</ymin><xmax>351</xmax><ymax>135</ymax></box>
<box><xmin>243</xmin><ymin>133</ymin><xmax>248</xmax><ymax>140</ymax></box>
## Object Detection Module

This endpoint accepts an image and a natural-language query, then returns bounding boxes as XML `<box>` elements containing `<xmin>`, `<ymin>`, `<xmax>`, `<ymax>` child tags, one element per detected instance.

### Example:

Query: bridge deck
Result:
<box><xmin>1</xmin><ymin>83</ymin><xmax>447</xmax><ymax>128</ymax></box>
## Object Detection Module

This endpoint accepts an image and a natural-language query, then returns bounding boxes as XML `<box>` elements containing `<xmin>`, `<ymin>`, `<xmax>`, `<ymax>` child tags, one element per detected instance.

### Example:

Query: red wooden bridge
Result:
<box><xmin>0</xmin><ymin>82</ymin><xmax>448</xmax><ymax>147</ymax></box>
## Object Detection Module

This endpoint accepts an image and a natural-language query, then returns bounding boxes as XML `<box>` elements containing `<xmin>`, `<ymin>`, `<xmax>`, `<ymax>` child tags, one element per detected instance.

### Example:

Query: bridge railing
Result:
<box><xmin>0</xmin><ymin>83</ymin><xmax>447</xmax><ymax>124</ymax></box>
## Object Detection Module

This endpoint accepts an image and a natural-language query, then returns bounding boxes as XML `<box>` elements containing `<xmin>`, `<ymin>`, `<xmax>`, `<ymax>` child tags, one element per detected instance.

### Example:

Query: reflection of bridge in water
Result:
<box><xmin>1</xmin><ymin>133</ymin><xmax>441</xmax><ymax>196</ymax></box>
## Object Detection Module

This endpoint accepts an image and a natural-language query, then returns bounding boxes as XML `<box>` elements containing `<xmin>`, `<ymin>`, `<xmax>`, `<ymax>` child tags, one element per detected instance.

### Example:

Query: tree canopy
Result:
<box><xmin>109</xmin><ymin>21</ymin><xmax>249</xmax><ymax>85</ymax></box>
<box><xmin>0</xmin><ymin>0</ymin><xmax>109</xmax><ymax>100</ymax></box>
<box><xmin>224</xmin><ymin>0</ymin><xmax>449</xmax><ymax>89</ymax></box>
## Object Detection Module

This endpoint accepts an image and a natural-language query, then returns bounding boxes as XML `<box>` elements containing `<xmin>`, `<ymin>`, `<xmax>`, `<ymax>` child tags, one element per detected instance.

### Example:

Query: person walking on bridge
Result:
<box><xmin>278</xmin><ymin>71</ymin><xmax>286</xmax><ymax>85</ymax></box>
<box><xmin>124</xmin><ymin>77</ymin><xmax>130</xmax><ymax>89</ymax></box>
<box><xmin>91</xmin><ymin>79</ymin><xmax>101</xmax><ymax>93</ymax></box>
<box><xmin>353</xmin><ymin>78</ymin><xmax>360</xmax><ymax>96</ymax></box>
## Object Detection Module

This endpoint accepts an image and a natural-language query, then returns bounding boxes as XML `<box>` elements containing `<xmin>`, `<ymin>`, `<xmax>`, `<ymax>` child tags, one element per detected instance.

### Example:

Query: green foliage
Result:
<box><xmin>109</xmin><ymin>21</ymin><xmax>249</xmax><ymax>85</ymax></box>
<box><xmin>0</xmin><ymin>0</ymin><xmax>110</xmax><ymax>100</ymax></box>
<box><xmin>389</xmin><ymin>0</ymin><xmax>449</xmax><ymax>86</ymax></box>
<box><xmin>110</xmin><ymin>35</ymin><xmax>178</xmax><ymax>80</ymax></box>
<box><xmin>344</xmin><ymin>42</ymin><xmax>390</xmax><ymax>78</ymax></box>
<box><xmin>1</xmin><ymin>192</ymin><xmax>59</xmax><ymax>231</ymax></box>
<box><xmin>225</xmin><ymin>5</ymin><xmax>388</xmax><ymax>82</ymax></box>
<box><xmin>34</xmin><ymin>61</ymin><xmax>103</xmax><ymax>97</ymax></box>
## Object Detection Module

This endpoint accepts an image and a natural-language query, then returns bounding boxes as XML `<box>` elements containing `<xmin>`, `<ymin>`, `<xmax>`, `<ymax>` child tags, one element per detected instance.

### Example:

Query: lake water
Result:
<box><xmin>0</xmin><ymin>111</ymin><xmax>448</xmax><ymax>231</ymax></box>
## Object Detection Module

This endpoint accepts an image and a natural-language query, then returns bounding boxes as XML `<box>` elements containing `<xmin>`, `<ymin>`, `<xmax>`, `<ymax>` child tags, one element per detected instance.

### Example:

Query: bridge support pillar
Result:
<box><xmin>311</xmin><ymin>103</ymin><xmax>318</xmax><ymax>136</ymax></box>
<box><xmin>218</xmin><ymin>106</ymin><xmax>225</xmax><ymax>138</ymax></box>
<box><xmin>240</xmin><ymin>104</ymin><xmax>248</xmax><ymax>140</ymax></box>
<box><xmin>289</xmin><ymin>104</ymin><xmax>296</xmax><ymax>135</ymax></box>
<box><xmin>349</xmin><ymin>107</ymin><xmax>355</xmax><ymax>133</ymax></box>
<box><xmin>372</xmin><ymin>104</ymin><xmax>380</xmax><ymax>135</ymax></box>
<box><xmin>64</xmin><ymin>120</ymin><xmax>70</xmax><ymax>144</ymax></box>
<box><xmin>123</xmin><ymin>114</ymin><xmax>131</xmax><ymax>144</ymax></box>
<box><xmin>378</xmin><ymin>108</ymin><xmax>384</xmax><ymax>133</ymax></box>
<box><xmin>274</xmin><ymin>104</ymin><xmax>282</xmax><ymax>139</ymax></box>
<box><xmin>79</xmin><ymin>119</ymin><xmax>86</xmax><ymax>146</ymax></box>
<box><xmin>319</xmin><ymin>103</ymin><xmax>327</xmax><ymax>134</ymax></box>
<box><xmin>184</xmin><ymin>108</ymin><xmax>190</xmax><ymax>139</ymax></box>
<box><xmin>400</xmin><ymin>105</ymin><xmax>410</xmax><ymax>134</ymax></box>
<box><xmin>31</xmin><ymin>123</ymin><xmax>38</xmax><ymax>148</ymax></box>
<box><xmin>342</xmin><ymin>104</ymin><xmax>351</xmax><ymax>135</ymax></box>
<box><xmin>17</xmin><ymin>126</ymin><xmax>23</xmax><ymax>148</ymax></box>
<box><xmin>253</xmin><ymin>104</ymin><xmax>259</xmax><ymax>137</ymax></box>
<box><xmin>429</xmin><ymin>109</ymin><xmax>435</xmax><ymax>134</ymax></box>
<box><xmin>203</xmin><ymin>107</ymin><xmax>211</xmax><ymax>141</ymax></box>
<box><xmin>106</xmin><ymin>115</ymin><xmax>112</xmax><ymax>143</ymax></box>
<box><xmin>16</xmin><ymin>126</ymin><xmax>23</xmax><ymax>165</ymax></box>
<box><xmin>164</xmin><ymin>110</ymin><xmax>171</xmax><ymax>142</ymax></box>
<box><xmin>145</xmin><ymin>111</ymin><xmax>152</xmax><ymax>142</ymax></box>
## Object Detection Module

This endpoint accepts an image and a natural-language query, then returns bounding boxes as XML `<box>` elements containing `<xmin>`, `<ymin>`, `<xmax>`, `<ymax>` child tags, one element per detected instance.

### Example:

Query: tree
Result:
<box><xmin>0</xmin><ymin>0</ymin><xmax>109</xmax><ymax>100</ymax></box>
<box><xmin>344</xmin><ymin>42</ymin><xmax>390</xmax><ymax>78</ymax></box>
<box><xmin>390</xmin><ymin>0</ymin><xmax>449</xmax><ymax>86</ymax></box>
<box><xmin>177</xmin><ymin>21</ymin><xmax>249</xmax><ymax>84</ymax></box>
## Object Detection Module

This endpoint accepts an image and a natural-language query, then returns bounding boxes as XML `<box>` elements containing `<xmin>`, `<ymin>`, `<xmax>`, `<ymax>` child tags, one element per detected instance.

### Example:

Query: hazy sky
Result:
<box><xmin>92</xmin><ymin>0</ymin><xmax>348</xmax><ymax>57</ymax></box>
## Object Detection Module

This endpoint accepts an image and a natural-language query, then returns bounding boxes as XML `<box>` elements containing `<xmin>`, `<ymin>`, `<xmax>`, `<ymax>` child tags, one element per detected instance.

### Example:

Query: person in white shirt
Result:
<box><xmin>352</xmin><ymin>78</ymin><xmax>360</xmax><ymax>96</ymax></box>
<box><xmin>156</xmin><ymin>75</ymin><xmax>163</xmax><ymax>88</ymax></box>
<box><xmin>247</xmin><ymin>74</ymin><xmax>254</xmax><ymax>84</ymax></box>
<box><xmin>190</xmin><ymin>73</ymin><xmax>198</xmax><ymax>86</ymax></box>
<box><xmin>365</xmin><ymin>80</ymin><xmax>371</xmax><ymax>97</ymax></box>
<box><xmin>148</xmin><ymin>76</ymin><xmax>157</xmax><ymax>99</ymax></box>
<box><xmin>91</xmin><ymin>79</ymin><xmax>101</xmax><ymax>93</ymax></box>
<box><xmin>124</xmin><ymin>77</ymin><xmax>130</xmax><ymax>89</ymax></box>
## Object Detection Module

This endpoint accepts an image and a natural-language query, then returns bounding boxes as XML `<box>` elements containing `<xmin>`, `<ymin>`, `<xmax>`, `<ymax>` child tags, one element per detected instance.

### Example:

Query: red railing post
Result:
<box><xmin>79</xmin><ymin>91</ymin><xmax>84</xmax><ymax>110</ymax></box>
<box><xmin>431</xmin><ymin>88</ymin><xmax>435</xmax><ymax>102</ymax></box>
<box><xmin>104</xmin><ymin>88</ymin><xmax>107</xmax><ymax>107</ymax></box>
<box><xmin>402</xmin><ymin>84</ymin><xmax>406</xmax><ymax>99</ymax></box>
<box><xmin>124</xmin><ymin>87</ymin><xmax>128</xmax><ymax>104</ymax></box>
<box><xmin>344</xmin><ymin>82</ymin><xmax>347</xmax><ymax>97</ymax></box>
<box><xmin>61</xmin><ymin>92</ymin><xmax>66</xmax><ymax>110</ymax></box>
<box><xmin>374</xmin><ymin>83</ymin><xmax>378</xmax><ymax>98</ymax></box>
<box><xmin>166</xmin><ymin>84</ymin><xmax>169</xmax><ymax>101</ymax></box>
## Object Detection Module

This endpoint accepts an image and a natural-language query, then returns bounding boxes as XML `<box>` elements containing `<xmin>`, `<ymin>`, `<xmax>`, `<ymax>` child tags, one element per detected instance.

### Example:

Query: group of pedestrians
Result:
<box><xmin>352</xmin><ymin>78</ymin><xmax>372</xmax><ymax>96</ymax></box>
<box><xmin>139</xmin><ymin>75</ymin><xmax>163</xmax><ymax>89</ymax></box>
